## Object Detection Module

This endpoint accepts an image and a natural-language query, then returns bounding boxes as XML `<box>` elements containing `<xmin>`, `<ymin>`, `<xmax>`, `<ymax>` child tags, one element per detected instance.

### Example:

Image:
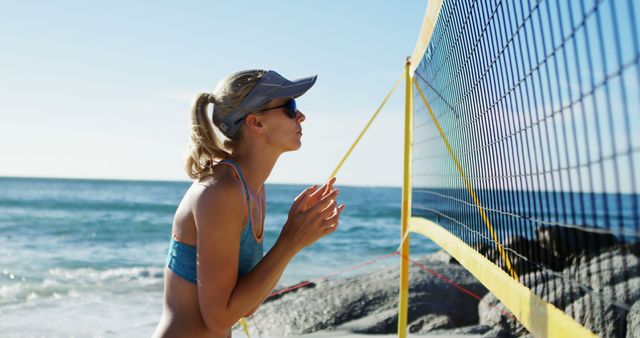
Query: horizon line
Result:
<box><xmin>0</xmin><ymin>175</ymin><xmax>403</xmax><ymax>189</ymax></box>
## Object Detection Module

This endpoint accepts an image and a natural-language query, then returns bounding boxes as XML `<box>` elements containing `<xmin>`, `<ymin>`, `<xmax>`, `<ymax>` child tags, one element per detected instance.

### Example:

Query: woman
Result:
<box><xmin>153</xmin><ymin>70</ymin><xmax>344</xmax><ymax>338</ymax></box>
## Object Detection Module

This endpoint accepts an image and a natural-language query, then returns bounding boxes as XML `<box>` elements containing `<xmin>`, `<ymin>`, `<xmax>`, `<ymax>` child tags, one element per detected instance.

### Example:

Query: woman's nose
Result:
<box><xmin>295</xmin><ymin>110</ymin><xmax>305</xmax><ymax>122</ymax></box>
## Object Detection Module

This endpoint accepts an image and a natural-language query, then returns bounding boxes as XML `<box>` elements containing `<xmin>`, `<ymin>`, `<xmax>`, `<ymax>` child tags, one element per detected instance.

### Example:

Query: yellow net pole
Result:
<box><xmin>397</xmin><ymin>58</ymin><xmax>413</xmax><ymax>338</ymax></box>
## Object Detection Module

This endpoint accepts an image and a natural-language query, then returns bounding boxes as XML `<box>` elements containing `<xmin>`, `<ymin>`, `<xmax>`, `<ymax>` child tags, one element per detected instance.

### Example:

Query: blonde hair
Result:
<box><xmin>185</xmin><ymin>70</ymin><xmax>268</xmax><ymax>180</ymax></box>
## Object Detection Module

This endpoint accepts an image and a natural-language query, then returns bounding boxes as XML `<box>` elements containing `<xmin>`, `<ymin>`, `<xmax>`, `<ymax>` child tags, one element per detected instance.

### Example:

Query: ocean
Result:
<box><xmin>0</xmin><ymin>177</ymin><xmax>437</xmax><ymax>337</ymax></box>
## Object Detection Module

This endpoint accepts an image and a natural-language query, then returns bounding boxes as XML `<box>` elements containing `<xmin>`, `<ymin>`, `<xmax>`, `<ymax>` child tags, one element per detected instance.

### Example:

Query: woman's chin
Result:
<box><xmin>290</xmin><ymin>139</ymin><xmax>302</xmax><ymax>151</ymax></box>
<box><xmin>291</xmin><ymin>141</ymin><xmax>302</xmax><ymax>151</ymax></box>
<box><xmin>279</xmin><ymin>141</ymin><xmax>302</xmax><ymax>153</ymax></box>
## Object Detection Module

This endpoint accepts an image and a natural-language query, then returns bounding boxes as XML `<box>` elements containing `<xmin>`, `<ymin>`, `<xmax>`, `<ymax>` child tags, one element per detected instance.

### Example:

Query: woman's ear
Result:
<box><xmin>244</xmin><ymin>114</ymin><xmax>264</xmax><ymax>134</ymax></box>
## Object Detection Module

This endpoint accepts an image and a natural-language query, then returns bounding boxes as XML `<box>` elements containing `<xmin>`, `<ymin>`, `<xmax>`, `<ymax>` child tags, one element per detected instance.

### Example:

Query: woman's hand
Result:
<box><xmin>300</xmin><ymin>177</ymin><xmax>336</xmax><ymax>212</ymax></box>
<box><xmin>287</xmin><ymin>177</ymin><xmax>336</xmax><ymax>218</ymax></box>
<box><xmin>278</xmin><ymin>178</ymin><xmax>345</xmax><ymax>254</ymax></box>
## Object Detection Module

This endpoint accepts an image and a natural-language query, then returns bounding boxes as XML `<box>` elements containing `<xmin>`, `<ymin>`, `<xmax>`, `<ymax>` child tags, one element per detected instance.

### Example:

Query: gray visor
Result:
<box><xmin>218</xmin><ymin>70</ymin><xmax>317</xmax><ymax>138</ymax></box>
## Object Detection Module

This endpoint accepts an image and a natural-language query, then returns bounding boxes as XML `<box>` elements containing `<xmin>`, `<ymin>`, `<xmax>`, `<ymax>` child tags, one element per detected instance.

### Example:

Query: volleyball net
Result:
<box><xmin>403</xmin><ymin>0</ymin><xmax>640</xmax><ymax>337</ymax></box>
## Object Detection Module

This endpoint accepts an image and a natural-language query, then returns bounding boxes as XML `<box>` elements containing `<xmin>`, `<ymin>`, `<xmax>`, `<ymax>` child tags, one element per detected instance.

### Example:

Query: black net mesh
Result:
<box><xmin>411</xmin><ymin>0</ymin><xmax>639</xmax><ymax>336</ymax></box>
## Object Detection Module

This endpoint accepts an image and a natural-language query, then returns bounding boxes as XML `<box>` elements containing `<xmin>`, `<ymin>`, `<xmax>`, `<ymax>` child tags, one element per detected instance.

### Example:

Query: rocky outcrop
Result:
<box><xmin>245</xmin><ymin>251</ymin><xmax>489</xmax><ymax>336</ymax></box>
<box><xmin>407</xmin><ymin>313</ymin><xmax>453</xmax><ymax>333</ymax></box>
<box><xmin>515</xmin><ymin>248</ymin><xmax>640</xmax><ymax>337</ymax></box>
<box><xmin>535</xmin><ymin>226</ymin><xmax>619</xmax><ymax>258</ymax></box>
<box><xmin>478</xmin><ymin>293</ymin><xmax>527</xmax><ymax>337</ymax></box>
<box><xmin>239</xmin><ymin>245</ymin><xmax>638</xmax><ymax>337</ymax></box>
<box><xmin>627</xmin><ymin>300</ymin><xmax>640</xmax><ymax>338</ymax></box>
<box><xmin>479</xmin><ymin>235</ymin><xmax>567</xmax><ymax>276</ymax></box>
<box><xmin>565</xmin><ymin>277</ymin><xmax>640</xmax><ymax>338</ymax></box>
<box><xmin>563</xmin><ymin>249</ymin><xmax>640</xmax><ymax>290</ymax></box>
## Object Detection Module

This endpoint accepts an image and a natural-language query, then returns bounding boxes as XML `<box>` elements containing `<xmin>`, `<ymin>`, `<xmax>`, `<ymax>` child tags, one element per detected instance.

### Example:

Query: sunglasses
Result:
<box><xmin>258</xmin><ymin>99</ymin><xmax>297</xmax><ymax>119</ymax></box>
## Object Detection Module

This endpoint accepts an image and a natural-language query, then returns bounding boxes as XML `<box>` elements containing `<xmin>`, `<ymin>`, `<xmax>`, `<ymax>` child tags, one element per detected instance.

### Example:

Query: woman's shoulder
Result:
<box><xmin>188</xmin><ymin>165</ymin><xmax>245</xmax><ymax>215</ymax></box>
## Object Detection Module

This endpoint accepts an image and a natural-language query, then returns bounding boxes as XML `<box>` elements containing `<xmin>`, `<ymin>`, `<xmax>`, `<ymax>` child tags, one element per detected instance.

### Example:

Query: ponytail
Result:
<box><xmin>185</xmin><ymin>93</ymin><xmax>230</xmax><ymax>180</ymax></box>
<box><xmin>184</xmin><ymin>69</ymin><xmax>268</xmax><ymax>180</ymax></box>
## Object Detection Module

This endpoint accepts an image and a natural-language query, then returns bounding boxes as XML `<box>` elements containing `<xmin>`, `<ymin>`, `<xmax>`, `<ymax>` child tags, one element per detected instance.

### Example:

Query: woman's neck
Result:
<box><xmin>228</xmin><ymin>146</ymin><xmax>280</xmax><ymax>196</ymax></box>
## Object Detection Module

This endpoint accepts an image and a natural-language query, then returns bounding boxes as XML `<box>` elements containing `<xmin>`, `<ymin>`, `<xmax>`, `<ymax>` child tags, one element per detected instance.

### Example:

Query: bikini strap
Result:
<box><xmin>218</xmin><ymin>159</ymin><xmax>251</xmax><ymax>224</ymax></box>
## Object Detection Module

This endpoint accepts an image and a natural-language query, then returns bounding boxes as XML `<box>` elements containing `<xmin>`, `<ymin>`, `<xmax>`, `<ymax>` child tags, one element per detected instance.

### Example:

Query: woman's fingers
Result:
<box><xmin>294</xmin><ymin>185</ymin><xmax>316</xmax><ymax>205</ymax></box>
<box><xmin>326</xmin><ymin>203</ymin><xmax>344</xmax><ymax>220</ymax></box>
<box><xmin>322</xmin><ymin>204</ymin><xmax>345</xmax><ymax>231</ymax></box>
<box><xmin>316</xmin><ymin>179</ymin><xmax>332</xmax><ymax>195</ymax></box>
<box><xmin>294</xmin><ymin>185</ymin><xmax>318</xmax><ymax>205</ymax></box>
<box><xmin>307</xmin><ymin>189</ymin><xmax>339</xmax><ymax>214</ymax></box>
<box><xmin>318</xmin><ymin>199</ymin><xmax>338</xmax><ymax>218</ymax></box>
<box><xmin>325</xmin><ymin>177</ymin><xmax>336</xmax><ymax>198</ymax></box>
<box><xmin>289</xmin><ymin>185</ymin><xmax>317</xmax><ymax>216</ymax></box>
<box><xmin>299</xmin><ymin>178</ymin><xmax>338</xmax><ymax>213</ymax></box>
<box><xmin>310</xmin><ymin>177</ymin><xmax>336</xmax><ymax>200</ymax></box>
<box><xmin>321</xmin><ymin>177</ymin><xmax>336</xmax><ymax>198</ymax></box>
<box><xmin>296</xmin><ymin>185</ymin><xmax>317</xmax><ymax>201</ymax></box>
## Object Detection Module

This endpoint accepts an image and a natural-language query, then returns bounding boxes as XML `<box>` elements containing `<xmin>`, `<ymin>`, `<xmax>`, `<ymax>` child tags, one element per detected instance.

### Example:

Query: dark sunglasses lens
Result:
<box><xmin>288</xmin><ymin>100</ymin><xmax>297</xmax><ymax>118</ymax></box>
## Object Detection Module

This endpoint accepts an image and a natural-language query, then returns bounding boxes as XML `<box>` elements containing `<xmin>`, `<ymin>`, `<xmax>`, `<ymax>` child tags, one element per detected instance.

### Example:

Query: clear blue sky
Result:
<box><xmin>0</xmin><ymin>1</ymin><xmax>427</xmax><ymax>187</ymax></box>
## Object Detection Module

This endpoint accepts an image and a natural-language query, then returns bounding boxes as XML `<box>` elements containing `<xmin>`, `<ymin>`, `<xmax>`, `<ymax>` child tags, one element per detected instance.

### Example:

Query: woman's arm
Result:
<box><xmin>194</xmin><ymin>182</ymin><xmax>341</xmax><ymax>332</ymax></box>
<box><xmin>242</xmin><ymin>256</ymin><xmax>289</xmax><ymax>317</ymax></box>
<box><xmin>193</xmin><ymin>183</ymin><xmax>240</xmax><ymax>333</ymax></box>
<box><xmin>193</xmin><ymin>181</ymin><xmax>289</xmax><ymax>332</ymax></box>
<box><xmin>243</xmin><ymin>182</ymin><xmax>334</xmax><ymax>317</ymax></box>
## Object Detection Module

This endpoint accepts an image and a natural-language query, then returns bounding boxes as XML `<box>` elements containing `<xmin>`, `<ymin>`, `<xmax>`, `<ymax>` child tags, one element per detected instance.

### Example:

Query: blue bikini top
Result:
<box><xmin>165</xmin><ymin>159</ymin><xmax>264</xmax><ymax>283</ymax></box>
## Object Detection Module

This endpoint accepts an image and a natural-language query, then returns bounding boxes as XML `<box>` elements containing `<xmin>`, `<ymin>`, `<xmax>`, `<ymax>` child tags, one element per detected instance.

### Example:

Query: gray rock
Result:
<box><xmin>407</xmin><ymin>255</ymin><xmax>489</xmax><ymax>327</ymax></box>
<box><xmin>564</xmin><ymin>249</ymin><xmax>640</xmax><ymax>291</ymax></box>
<box><xmin>516</xmin><ymin>249</ymin><xmax>640</xmax><ymax>311</ymax></box>
<box><xmin>428</xmin><ymin>250</ymin><xmax>460</xmax><ymax>265</ymax></box>
<box><xmin>518</xmin><ymin>270</ymin><xmax>547</xmax><ymax>289</ymax></box>
<box><xmin>334</xmin><ymin>308</ymin><xmax>398</xmax><ymax>334</ymax></box>
<box><xmin>407</xmin><ymin>313</ymin><xmax>453</xmax><ymax>333</ymax></box>
<box><xmin>535</xmin><ymin>226</ymin><xmax>619</xmax><ymax>258</ymax></box>
<box><xmin>481</xmin><ymin>326</ymin><xmax>517</xmax><ymax>338</ymax></box>
<box><xmin>479</xmin><ymin>235</ymin><xmax>566</xmax><ymax>277</ymax></box>
<box><xmin>628</xmin><ymin>300</ymin><xmax>640</xmax><ymax>338</ymax></box>
<box><xmin>247</xmin><ymin>252</ymin><xmax>488</xmax><ymax>336</ymax></box>
<box><xmin>566</xmin><ymin>277</ymin><xmax>640</xmax><ymax>338</ymax></box>
<box><xmin>538</xmin><ymin>278</ymin><xmax>588</xmax><ymax>310</ymax></box>
<box><xmin>478</xmin><ymin>293</ymin><xmax>528</xmax><ymax>337</ymax></box>
<box><xmin>430</xmin><ymin>324</ymin><xmax>492</xmax><ymax>335</ymax></box>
